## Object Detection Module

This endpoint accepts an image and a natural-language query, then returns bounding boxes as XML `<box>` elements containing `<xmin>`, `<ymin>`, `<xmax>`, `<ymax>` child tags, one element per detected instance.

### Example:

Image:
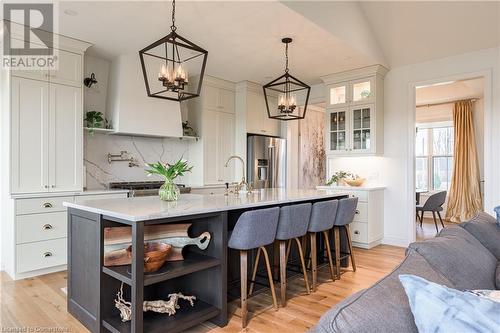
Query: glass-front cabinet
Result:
<box><xmin>326</xmin><ymin>106</ymin><xmax>374</xmax><ymax>154</ymax></box>
<box><xmin>323</xmin><ymin>65</ymin><xmax>386</xmax><ymax>156</ymax></box>
<box><xmin>328</xmin><ymin>78</ymin><xmax>374</xmax><ymax>107</ymax></box>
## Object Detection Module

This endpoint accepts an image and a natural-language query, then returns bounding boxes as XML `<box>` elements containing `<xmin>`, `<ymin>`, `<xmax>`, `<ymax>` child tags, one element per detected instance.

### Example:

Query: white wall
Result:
<box><xmin>84</xmin><ymin>56</ymin><xmax>110</xmax><ymax>118</ymax></box>
<box><xmin>383</xmin><ymin>47</ymin><xmax>499</xmax><ymax>247</ymax></box>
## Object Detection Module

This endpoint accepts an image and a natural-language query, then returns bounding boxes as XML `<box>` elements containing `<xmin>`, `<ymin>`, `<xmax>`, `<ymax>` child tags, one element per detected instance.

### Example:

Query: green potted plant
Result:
<box><xmin>145</xmin><ymin>158</ymin><xmax>193</xmax><ymax>201</ymax></box>
<box><xmin>326</xmin><ymin>170</ymin><xmax>353</xmax><ymax>186</ymax></box>
<box><xmin>84</xmin><ymin>111</ymin><xmax>104</xmax><ymax>135</ymax></box>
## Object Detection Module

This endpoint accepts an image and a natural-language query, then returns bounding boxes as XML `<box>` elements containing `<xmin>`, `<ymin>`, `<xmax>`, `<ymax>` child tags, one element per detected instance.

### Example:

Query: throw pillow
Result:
<box><xmin>399</xmin><ymin>274</ymin><xmax>500</xmax><ymax>333</ymax></box>
<box><xmin>494</xmin><ymin>206</ymin><xmax>500</xmax><ymax>227</ymax></box>
<box><xmin>467</xmin><ymin>290</ymin><xmax>500</xmax><ymax>303</ymax></box>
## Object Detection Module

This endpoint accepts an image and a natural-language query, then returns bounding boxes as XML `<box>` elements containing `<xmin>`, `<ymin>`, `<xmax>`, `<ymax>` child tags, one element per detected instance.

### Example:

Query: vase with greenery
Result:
<box><xmin>145</xmin><ymin>158</ymin><xmax>193</xmax><ymax>201</ymax></box>
<box><xmin>326</xmin><ymin>170</ymin><xmax>353</xmax><ymax>186</ymax></box>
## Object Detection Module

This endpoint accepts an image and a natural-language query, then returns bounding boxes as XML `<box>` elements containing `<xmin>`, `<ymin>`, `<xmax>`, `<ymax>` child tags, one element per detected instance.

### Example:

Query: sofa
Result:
<box><xmin>311</xmin><ymin>212</ymin><xmax>500</xmax><ymax>333</ymax></box>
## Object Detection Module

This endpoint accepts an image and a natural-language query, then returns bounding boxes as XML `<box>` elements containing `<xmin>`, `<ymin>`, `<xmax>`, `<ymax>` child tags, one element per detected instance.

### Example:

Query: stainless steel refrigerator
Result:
<box><xmin>247</xmin><ymin>135</ymin><xmax>286</xmax><ymax>189</ymax></box>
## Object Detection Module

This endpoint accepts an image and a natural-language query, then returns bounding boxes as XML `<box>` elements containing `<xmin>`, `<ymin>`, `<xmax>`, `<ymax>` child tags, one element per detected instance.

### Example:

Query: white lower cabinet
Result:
<box><xmin>317</xmin><ymin>186</ymin><xmax>384</xmax><ymax>249</ymax></box>
<box><xmin>12</xmin><ymin>192</ymin><xmax>128</xmax><ymax>279</ymax></box>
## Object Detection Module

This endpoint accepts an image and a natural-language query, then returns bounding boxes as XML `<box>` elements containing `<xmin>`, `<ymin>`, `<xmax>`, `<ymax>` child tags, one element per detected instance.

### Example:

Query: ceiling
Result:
<box><xmin>416</xmin><ymin>78</ymin><xmax>484</xmax><ymax>105</ymax></box>
<box><xmin>28</xmin><ymin>1</ymin><xmax>500</xmax><ymax>85</ymax></box>
<box><xmin>359</xmin><ymin>1</ymin><xmax>499</xmax><ymax>67</ymax></box>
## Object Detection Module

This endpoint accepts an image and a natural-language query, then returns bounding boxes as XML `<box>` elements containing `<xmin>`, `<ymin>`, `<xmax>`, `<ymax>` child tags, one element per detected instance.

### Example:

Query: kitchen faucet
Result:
<box><xmin>224</xmin><ymin>155</ymin><xmax>251</xmax><ymax>194</ymax></box>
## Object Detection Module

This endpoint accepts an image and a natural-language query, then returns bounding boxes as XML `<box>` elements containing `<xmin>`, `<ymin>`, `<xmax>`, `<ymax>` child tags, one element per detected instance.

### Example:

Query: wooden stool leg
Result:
<box><xmin>344</xmin><ymin>225</ymin><xmax>356</xmax><ymax>272</ymax></box>
<box><xmin>333</xmin><ymin>227</ymin><xmax>341</xmax><ymax>279</ymax></box>
<box><xmin>323</xmin><ymin>230</ymin><xmax>336</xmax><ymax>281</ymax></box>
<box><xmin>279</xmin><ymin>240</ymin><xmax>287</xmax><ymax>306</ymax></box>
<box><xmin>261</xmin><ymin>246</ymin><xmax>278</xmax><ymax>310</ymax></box>
<box><xmin>309</xmin><ymin>232</ymin><xmax>317</xmax><ymax>292</ymax></box>
<box><xmin>294</xmin><ymin>237</ymin><xmax>310</xmax><ymax>294</ymax></box>
<box><xmin>240</xmin><ymin>250</ymin><xmax>248</xmax><ymax>328</ymax></box>
<box><xmin>248</xmin><ymin>247</ymin><xmax>261</xmax><ymax>296</ymax></box>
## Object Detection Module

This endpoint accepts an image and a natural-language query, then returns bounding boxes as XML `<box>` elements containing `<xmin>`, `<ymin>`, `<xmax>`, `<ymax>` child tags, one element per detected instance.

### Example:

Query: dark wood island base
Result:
<box><xmin>65</xmin><ymin>190</ymin><xmax>348</xmax><ymax>333</ymax></box>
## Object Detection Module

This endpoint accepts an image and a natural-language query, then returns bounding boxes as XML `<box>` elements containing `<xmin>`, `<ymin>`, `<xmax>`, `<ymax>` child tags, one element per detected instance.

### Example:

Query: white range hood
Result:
<box><xmin>107</xmin><ymin>53</ymin><xmax>183</xmax><ymax>138</ymax></box>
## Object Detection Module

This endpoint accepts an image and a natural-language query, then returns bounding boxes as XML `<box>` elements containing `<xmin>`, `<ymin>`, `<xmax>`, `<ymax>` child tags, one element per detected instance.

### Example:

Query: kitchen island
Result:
<box><xmin>64</xmin><ymin>189</ymin><xmax>348</xmax><ymax>333</ymax></box>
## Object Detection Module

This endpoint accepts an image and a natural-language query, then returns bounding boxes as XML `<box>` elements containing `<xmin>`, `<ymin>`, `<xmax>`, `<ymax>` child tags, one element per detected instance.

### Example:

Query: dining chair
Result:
<box><xmin>416</xmin><ymin>191</ymin><xmax>447</xmax><ymax>233</ymax></box>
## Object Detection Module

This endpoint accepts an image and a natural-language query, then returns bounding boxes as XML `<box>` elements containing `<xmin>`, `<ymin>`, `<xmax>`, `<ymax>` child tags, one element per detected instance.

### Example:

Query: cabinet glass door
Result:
<box><xmin>329</xmin><ymin>82</ymin><xmax>348</xmax><ymax>106</ymax></box>
<box><xmin>329</xmin><ymin>110</ymin><xmax>347</xmax><ymax>151</ymax></box>
<box><xmin>351</xmin><ymin>106</ymin><xmax>372</xmax><ymax>151</ymax></box>
<box><xmin>352</xmin><ymin>79</ymin><xmax>373</xmax><ymax>103</ymax></box>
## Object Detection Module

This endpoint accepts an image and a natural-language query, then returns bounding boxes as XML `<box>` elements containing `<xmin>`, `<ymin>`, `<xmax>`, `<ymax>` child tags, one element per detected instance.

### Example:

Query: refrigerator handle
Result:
<box><xmin>268</xmin><ymin>145</ymin><xmax>274</xmax><ymax>188</ymax></box>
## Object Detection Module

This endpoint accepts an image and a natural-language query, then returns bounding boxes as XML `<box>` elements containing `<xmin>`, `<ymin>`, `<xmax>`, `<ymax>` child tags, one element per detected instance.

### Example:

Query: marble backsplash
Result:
<box><xmin>84</xmin><ymin>133</ymin><xmax>191</xmax><ymax>189</ymax></box>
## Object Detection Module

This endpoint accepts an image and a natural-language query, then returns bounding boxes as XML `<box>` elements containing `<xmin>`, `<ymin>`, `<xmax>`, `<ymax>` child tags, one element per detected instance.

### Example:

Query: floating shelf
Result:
<box><xmin>102</xmin><ymin>299</ymin><xmax>219</xmax><ymax>333</ymax></box>
<box><xmin>102</xmin><ymin>252</ymin><xmax>220</xmax><ymax>286</ymax></box>
<box><xmin>83</xmin><ymin>127</ymin><xmax>115</xmax><ymax>134</ymax></box>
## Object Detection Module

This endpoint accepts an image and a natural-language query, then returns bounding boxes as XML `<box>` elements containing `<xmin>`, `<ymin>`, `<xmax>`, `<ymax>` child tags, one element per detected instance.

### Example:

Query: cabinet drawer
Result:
<box><xmin>347</xmin><ymin>191</ymin><xmax>368</xmax><ymax>202</ymax></box>
<box><xmin>353</xmin><ymin>202</ymin><xmax>368</xmax><ymax>223</ymax></box>
<box><xmin>16</xmin><ymin>238</ymin><xmax>66</xmax><ymax>273</ymax></box>
<box><xmin>16</xmin><ymin>196</ymin><xmax>73</xmax><ymax>215</ymax></box>
<box><xmin>75</xmin><ymin>193</ymin><xmax>128</xmax><ymax>203</ymax></box>
<box><xmin>16</xmin><ymin>212</ymin><xmax>67</xmax><ymax>244</ymax></box>
<box><xmin>349</xmin><ymin>222</ymin><xmax>368</xmax><ymax>244</ymax></box>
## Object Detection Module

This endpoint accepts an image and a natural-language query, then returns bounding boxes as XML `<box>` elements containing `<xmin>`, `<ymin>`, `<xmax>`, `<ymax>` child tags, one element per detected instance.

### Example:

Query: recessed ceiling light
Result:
<box><xmin>64</xmin><ymin>9</ymin><xmax>78</xmax><ymax>16</ymax></box>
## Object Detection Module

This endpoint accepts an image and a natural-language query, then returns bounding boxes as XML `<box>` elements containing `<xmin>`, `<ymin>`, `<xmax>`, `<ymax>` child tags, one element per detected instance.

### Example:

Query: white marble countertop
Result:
<box><xmin>63</xmin><ymin>188</ymin><xmax>348</xmax><ymax>222</ymax></box>
<box><xmin>316</xmin><ymin>185</ymin><xmax>386</xmax><ymax>191</ymax></box>
<box><xmin>11</xmin><ymin>189</ymin><xmax>130</xmax><ymax>199</ymax></box>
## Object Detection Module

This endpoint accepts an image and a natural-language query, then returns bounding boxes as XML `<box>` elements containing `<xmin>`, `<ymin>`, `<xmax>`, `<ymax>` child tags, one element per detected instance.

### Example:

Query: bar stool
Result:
<box><xmin>270</xmin><ymin>203</ymin><xmax>312</xmax><ymax>306</ymax></box>
<box><xmin>308</xmin><ymin>200</ymin><xmax>339</xmax><ymax>291</ymax></box>
<box><xmin>228</xmin><ymin>207</ymin><xmax>280</xmax><ymax>328</ymax></box>
<box><xmin>332</xmin><ymin>197</ymin><xmax>358</xmax><ymax>279</ymax></box>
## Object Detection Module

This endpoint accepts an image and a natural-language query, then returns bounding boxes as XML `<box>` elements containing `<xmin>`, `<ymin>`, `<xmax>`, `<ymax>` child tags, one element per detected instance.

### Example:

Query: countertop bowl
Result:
<box><xmin>344</xmin><ymin>178</ymin><xmax>366</xmax><ymax>187</ymax></box>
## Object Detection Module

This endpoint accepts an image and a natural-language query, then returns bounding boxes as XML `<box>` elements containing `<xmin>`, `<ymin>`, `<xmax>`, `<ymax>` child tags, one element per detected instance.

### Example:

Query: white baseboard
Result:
<box><xmin>381</xmin><ymin>236</ymin><xmax>409</xmax><ymax>248</ymax></box>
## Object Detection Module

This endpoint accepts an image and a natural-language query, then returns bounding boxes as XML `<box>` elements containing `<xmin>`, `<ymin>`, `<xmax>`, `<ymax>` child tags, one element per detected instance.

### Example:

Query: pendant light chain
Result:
<box><xmin>284</xmin><ymin>42</ymin><xmax>289</xmax><ymax>73</ymax></box>
<box><xmin>170</xmin><ymin>0</ymin><xmax>177</xmax><ymax>31</ymax></box>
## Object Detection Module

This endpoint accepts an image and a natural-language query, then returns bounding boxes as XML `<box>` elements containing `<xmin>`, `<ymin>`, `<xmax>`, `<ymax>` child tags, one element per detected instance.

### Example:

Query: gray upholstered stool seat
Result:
<box><xmin>307</xmin><ymin>200</ymin><xmax>338</xmax><ymax>291</ymax></box>
<box><xmin>228</xmin><ymin>207</ymin><xmax>280</xmax><ymax>328</ymax></box>
<box><xmin>331</xmin><ymin>197</ymin><xmax>358</xmax><ymax>279</ymax></box>
<box><xmin>272</xmin><ymin>203</ymin><xmax>312</xmax><ymax>306</ymax></box>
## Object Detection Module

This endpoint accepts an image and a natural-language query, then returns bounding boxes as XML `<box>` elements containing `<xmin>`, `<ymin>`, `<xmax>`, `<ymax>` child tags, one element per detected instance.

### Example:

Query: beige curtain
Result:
<box><xmin>446</xmin><ymin>100</ymin><xmax>482</xmax><ymax>222</ymax></box>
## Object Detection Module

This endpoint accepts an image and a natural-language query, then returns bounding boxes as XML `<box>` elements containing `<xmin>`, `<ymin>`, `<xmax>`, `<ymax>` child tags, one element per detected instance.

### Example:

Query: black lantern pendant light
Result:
<box><xmin>263</xmin><ymin>38</ymin><xmax>310</xmax><ymax>120</ymax></box>
<box><xmin>139</xmin><ymin>0</ymin><xmax>208</xmax><ymax>101</ymax></box>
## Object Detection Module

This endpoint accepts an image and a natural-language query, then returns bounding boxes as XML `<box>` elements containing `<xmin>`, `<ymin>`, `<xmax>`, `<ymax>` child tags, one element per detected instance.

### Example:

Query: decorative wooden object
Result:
<box><xmin>114</xmin><ymin>283</ymin><xmax>196</xmax><ymax>322</ymax></box>
<box><xmin>125</xmin><ymin>242</ymin><xmax>172</xmax><ymax>273</ymax></box>
<box><xmin>104</xmin><ymin>224</ymin><xmax>211</xmax><ymax>266</ymax></box>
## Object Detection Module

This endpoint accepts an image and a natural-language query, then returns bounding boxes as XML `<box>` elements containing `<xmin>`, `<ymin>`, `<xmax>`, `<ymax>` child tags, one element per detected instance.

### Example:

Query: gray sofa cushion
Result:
<box><xmin>460</xmin><ymin>212</ymin><xmax>500</xmax><ymax>260</ymax></box>
<box><xmin>496</xmin><ymin>262</ymin><xmax>500</xmax><ymax>290</ymax></box>
<box><xmin>408</xmin><ymin>225</ymin><xmax>497</xmax><ymax>290</ymax></box>
<box><xmin>310</xmin><ymin>249</ymin><xmax>454</xmax><ymax>333</ymax></box>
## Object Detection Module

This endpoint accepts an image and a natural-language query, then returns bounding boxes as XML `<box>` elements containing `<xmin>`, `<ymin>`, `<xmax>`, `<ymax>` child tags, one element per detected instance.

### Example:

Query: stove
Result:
<box><xmin>109</xmin><ymin>181</ymin><xmax>191</xmax><ymax>197</ymax></box>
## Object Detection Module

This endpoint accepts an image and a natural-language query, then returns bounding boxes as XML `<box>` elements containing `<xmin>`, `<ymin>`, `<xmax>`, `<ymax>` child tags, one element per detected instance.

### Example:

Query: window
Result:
<box><xmin>415</xmin><ymin>124</ymin><xmax>454</xmax><ymax>191</ymax></box>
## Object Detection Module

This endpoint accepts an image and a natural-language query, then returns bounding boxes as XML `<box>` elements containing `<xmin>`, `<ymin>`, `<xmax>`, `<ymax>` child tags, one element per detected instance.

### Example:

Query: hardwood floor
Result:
<box><xmin>1</xmin><ymin>245</ymin><xmax>405</xmax><ymax>333</ymax></box>
<box><xmin>416</xmin><ymin>216</ymin><xmax>454</xmax><ymax>241</ymax></box>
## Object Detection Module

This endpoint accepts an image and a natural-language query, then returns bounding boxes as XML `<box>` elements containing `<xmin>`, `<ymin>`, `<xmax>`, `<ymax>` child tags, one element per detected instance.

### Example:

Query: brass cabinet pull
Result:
<box><xmin>354</xmin><ymin>230</ymin><xmax>360</xmax><ymax>235</ymax></box>
<box><xmin>42</xmin><ymin>202</ymin><xmax>53</xmax><ymax>208</ymax></box>
<box><xmin>355</xmin><ymin>210</ymin><xmax>360</xmax><ymax>214</ymax></box>
<box><xmin>42</xmin><ymin>251</ymin><xmax>53</xmax><ymax>258</ymax></box>
<box><xmin>42</xmin><ymin>224</ymin><xmax>53</xmax><ymax>230</ymax></box>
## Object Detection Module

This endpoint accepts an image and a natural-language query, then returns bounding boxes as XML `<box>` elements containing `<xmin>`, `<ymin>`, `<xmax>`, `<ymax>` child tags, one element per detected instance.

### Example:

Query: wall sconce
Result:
<box><xmin>84</xmin><ymin>73</ymin><xmax>98</xmax><ymax>88</ymax></box>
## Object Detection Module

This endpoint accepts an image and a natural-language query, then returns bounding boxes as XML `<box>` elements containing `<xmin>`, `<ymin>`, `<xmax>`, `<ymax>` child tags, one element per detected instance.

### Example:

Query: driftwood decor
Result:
<box><xmin>104</xmin><ymin>224</ymin><xmax>211</xmax><ymax>266</ymax></box>
<box><xmin>114</xmin><ymin>283</ymin><xmax>196</xmax><ymax>322</ymax></box>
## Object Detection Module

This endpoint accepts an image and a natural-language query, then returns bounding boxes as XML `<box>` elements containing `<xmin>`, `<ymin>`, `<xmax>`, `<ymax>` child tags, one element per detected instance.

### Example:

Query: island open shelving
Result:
<box><xmin>64</xmin><ymin>189</ymin><xmax>349</xmax><ymax>333</ymax></box>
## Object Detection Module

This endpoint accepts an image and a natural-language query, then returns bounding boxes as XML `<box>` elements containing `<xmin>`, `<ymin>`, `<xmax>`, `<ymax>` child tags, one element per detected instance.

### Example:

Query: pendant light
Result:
<box><xmin>263</xmin><ymin>38</ymin><xmax>310</xmax><ymax>120</ymax></box>
<box><xmin>139</xmin><ymin>0</ymin><xmax>208</xmax><ymax>101</ymax></box>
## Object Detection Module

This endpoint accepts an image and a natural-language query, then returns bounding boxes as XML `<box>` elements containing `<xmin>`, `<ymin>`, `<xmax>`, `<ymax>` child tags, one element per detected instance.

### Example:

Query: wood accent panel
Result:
<box><xmin>1</xmin><ymin>245</ymin><xmax>405</xmax><ymax>332</ymax></box>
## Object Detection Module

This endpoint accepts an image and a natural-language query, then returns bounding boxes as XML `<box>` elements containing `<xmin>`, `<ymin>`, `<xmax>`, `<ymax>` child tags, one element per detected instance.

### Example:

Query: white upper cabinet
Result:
<box><xmin>11</xmin><ymin>77</ymin><xmax>50</xmax><ymax>193</ymax></box>
<box><xmin>49</xmin><ymin>84</ymin><xmax>83</xmax><ymax>191</ymax></box>
<box><xmin>322</xmin><ymin>65</ymin><xmax>387</xmax><ymax>156</ymax></box>
<box><xmin>237</xmin><ymin>81</ymin><xmax>280</xmax><ymax>137</ymax></box>
<box><xmin>49</xmin><ymin>50</ymin><xmax>82</xmax><ymax>87</ymax></box>
<box><xmin>204</xmin><ymin>85</ymin><xmax>235</xmax><ymax>113</ymax></box>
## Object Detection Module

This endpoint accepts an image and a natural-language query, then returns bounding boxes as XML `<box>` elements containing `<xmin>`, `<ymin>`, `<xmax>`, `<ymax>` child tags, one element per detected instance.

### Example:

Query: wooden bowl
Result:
<box><xmin>127</xmin><ymin>242</ymin><xmax>172</xmax><ymax>273</ymax></box>
<box><xmin>344</xmin><ymin>178</ymin><xmax>366</xmax><ymax>187</ymax></box>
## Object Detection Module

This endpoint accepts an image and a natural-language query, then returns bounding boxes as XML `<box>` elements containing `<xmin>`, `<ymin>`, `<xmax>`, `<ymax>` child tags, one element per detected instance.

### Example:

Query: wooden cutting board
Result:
<box><xmin>103</xmin><ymin>224</ymin><xmax>211</xmax><ymax>266</ymax></box>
